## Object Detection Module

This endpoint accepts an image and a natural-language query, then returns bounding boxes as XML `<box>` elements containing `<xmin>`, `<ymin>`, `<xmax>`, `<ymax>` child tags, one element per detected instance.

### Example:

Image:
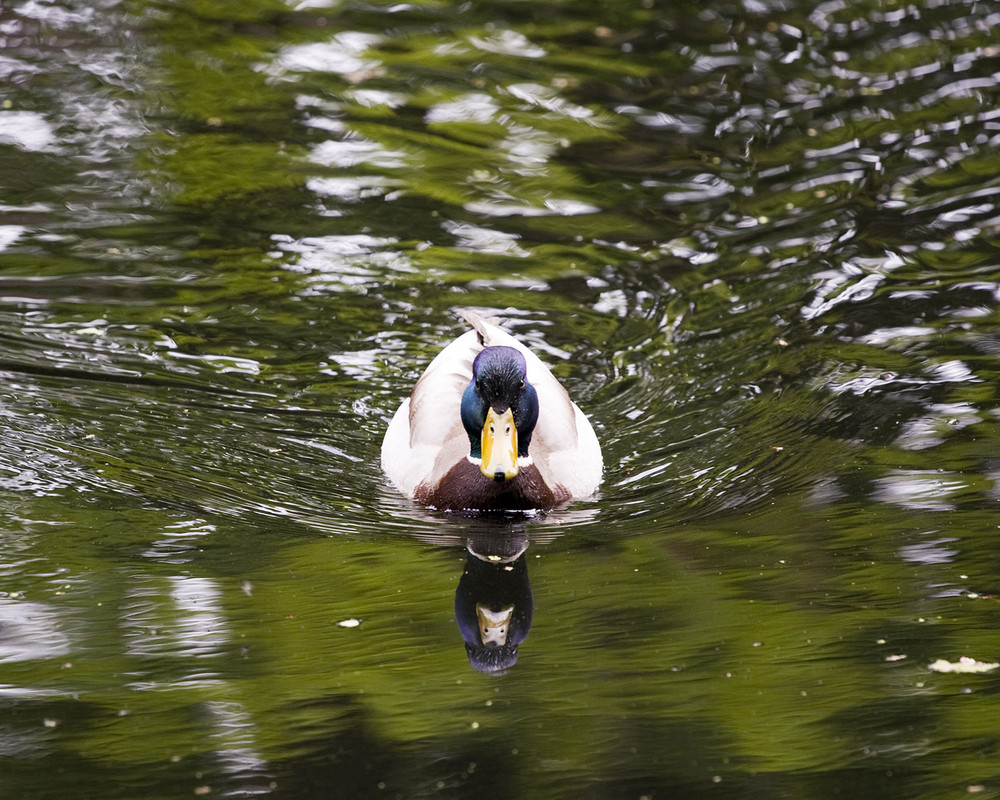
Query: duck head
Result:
<box><xmin>460</xmin><ymin>346</ymin><xmax>539</xmax><ymax>482</ymax></box>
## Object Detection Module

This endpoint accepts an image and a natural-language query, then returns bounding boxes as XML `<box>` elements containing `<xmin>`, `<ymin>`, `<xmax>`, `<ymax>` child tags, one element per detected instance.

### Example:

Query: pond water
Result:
<box><xmin>2</xmin><ymin>0</ymin><xmax>1000</xmax><ymax>797</ymax></box>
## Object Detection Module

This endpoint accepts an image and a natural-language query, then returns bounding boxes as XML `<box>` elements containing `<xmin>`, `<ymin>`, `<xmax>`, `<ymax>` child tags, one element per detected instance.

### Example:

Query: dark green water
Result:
<box><xmin>2</xmin><ymin>0</ymin><xmax>1000</xmax><ymax>797</ymax></box>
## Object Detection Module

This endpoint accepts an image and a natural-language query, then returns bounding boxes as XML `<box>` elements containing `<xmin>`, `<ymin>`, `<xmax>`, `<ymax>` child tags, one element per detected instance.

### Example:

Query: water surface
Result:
<box><xmin>2</xmin><ymin>0</ymin><xmax>1000</xmax><ymax>797</ymax></box>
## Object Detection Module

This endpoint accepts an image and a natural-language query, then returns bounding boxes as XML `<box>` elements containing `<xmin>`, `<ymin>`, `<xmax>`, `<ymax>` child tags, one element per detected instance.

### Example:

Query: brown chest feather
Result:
<box><xmin>415</xmin><ymin>459</ymin><xmax>570</xmax><ymax>511</ymax></box>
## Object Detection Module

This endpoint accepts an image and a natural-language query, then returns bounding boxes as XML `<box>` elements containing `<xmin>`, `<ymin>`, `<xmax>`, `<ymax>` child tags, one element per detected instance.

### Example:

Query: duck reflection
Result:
<box><xmin>454</xmin><ymin>530</ymin><xmax>532</xmax><ymax>674</ymax></box>
<box><xmin>401</xmin><ymin>505</ymin><xmax>596</xmax><ymax>672</ymax></box>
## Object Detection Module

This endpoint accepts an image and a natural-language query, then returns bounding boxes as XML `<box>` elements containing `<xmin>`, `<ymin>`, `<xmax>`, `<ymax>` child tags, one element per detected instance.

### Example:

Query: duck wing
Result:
<box><xmin>381</xmin><ymin>327</ymin><xmax>480</xmax><ymax>498</ymax></box>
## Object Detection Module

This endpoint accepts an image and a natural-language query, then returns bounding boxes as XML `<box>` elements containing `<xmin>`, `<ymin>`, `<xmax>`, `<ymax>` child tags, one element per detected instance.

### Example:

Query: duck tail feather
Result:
<box><xmin>457</xmin><ymin>308</ymin><xmax>504</xmax><ymax>345</ymax></box>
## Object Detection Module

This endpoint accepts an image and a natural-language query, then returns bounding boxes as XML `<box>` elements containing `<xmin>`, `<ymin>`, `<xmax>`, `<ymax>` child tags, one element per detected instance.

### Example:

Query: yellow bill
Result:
<box><xmin>476</xmin><ymin>603</ymin><xmax>514</xmax><ymax>646</ymax></box>
<box><xmin>480</xmin><ymin>407</ymin><xmax>518</xmax><ymax>481</ymax></box>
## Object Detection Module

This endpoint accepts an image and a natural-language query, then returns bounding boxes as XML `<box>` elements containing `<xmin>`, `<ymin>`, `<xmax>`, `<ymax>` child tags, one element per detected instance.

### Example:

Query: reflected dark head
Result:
<box><xmin>454</xmin><ymin>552</ymin><xmax>533</xmax><ymax>675</ymax></box>
<box><xmin>464</xmin><ymin>640</ymin><xmax>520</xmax><ymax>674</ymax></box>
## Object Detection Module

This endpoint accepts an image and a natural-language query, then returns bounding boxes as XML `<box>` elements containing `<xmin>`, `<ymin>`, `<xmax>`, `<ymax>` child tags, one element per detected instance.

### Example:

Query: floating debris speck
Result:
<box><xmin>928</xmin><ymin>657</ymin><xmax>999</xmax><ymax>674</ymax></box>
<box><xmin>337</xmin><ymin>618</ymin><xmax>362</xmax><ymax>628</ymax></box>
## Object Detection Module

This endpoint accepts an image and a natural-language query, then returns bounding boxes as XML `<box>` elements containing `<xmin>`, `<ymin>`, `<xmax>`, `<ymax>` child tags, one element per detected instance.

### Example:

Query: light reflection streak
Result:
<box><xmin>875</xmin><ymin>470</ymin><xmax>967</xmax><ymax>511</ymax></box>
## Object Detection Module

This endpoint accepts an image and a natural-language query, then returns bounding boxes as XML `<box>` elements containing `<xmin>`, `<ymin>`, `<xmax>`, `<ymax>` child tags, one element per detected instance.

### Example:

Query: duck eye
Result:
<box><xmin>518</xmin><ymin>380</ymin><xmax>525</xmax><ymax>390</ymax></box>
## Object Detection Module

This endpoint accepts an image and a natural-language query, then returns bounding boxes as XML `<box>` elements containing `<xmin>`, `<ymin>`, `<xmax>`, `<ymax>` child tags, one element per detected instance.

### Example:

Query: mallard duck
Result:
<box><xmin>381</xmin><ymin>310</ymin><xmax>602</xmax><ymax>511</ymax></box>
